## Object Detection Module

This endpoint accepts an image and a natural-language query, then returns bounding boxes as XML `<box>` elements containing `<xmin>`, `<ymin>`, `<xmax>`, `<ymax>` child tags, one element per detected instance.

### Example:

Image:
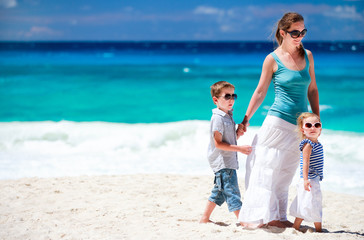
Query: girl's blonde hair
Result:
<box><xmin>297</xmin><ymin>112</ymin><xmax>321</xmax><ymax>140</ymax></box>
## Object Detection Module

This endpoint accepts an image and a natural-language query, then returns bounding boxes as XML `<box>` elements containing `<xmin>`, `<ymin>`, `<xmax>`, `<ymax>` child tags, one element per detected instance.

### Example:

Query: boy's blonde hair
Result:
<box><xmin>210</xmin><ymin>81</ymin><xmax>235</xmax><ymax>98</ymax></box>
<box><xmin>297</xmin><ymin>112</ymin><xmax>321</xmax><ymax>140</ymax></box>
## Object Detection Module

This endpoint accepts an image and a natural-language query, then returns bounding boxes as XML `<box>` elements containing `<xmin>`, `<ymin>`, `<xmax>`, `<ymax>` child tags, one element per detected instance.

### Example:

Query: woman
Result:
<box><xmin>238</xmin><ymin>12</ymin><xmax>320</xmax><ymax>228</ymax></box>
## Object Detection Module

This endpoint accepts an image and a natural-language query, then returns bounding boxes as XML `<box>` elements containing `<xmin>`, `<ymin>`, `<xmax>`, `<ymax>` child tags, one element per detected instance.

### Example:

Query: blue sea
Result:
<box><xmin>0</xmin><ymin>41</ymin><xmax>363</xmax><ymax>196</ymax></box>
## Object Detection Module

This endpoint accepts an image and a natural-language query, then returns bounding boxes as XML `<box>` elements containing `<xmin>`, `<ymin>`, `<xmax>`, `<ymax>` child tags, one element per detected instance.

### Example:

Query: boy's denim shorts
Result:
<box><xmin>208</xmin><ymin>168</ymin><xmax>242</xmax><ymax>212</ymax></box>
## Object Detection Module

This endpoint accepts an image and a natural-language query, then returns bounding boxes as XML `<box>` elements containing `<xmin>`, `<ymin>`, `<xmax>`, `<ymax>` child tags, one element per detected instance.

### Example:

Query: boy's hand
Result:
<box><xmin>238</xmin><ymin>145</ymin><xmax>252</xmax><ymax>155</ymax></box>
<box><xmin>304</xmin><ymin>179</ymin><xmax>311</xmax><ymax>191</ymax></box>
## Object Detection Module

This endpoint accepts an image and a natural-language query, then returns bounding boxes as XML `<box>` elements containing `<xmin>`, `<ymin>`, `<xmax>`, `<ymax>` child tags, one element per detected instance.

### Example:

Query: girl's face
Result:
<box><xmin>301</xmin><ymin>116</ymin><xmax>322</xmax><ymax>141</ymax></box>
<box><xmin>281</xmin><ymin>21</ymin><xmax>306</xmax><ymax>48</ymax></box>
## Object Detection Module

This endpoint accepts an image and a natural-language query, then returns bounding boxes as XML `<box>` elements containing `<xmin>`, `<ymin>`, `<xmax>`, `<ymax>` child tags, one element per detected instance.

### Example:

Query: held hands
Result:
<box><xmin>236</xmin><ymin>124</ymin><xmax>245</xmax><ymax>137</ymax></box>
<box><xmin>237</xmin><ymin>115</ymin><xmax>250</xmax><ymax>137</ymax></box>
<box><xmin>235</xmin><ymin>115</ymin><xmax>252</xmax><ymax>155</ymax></box>
<box><xmin>236</xmin><ymin>115</ymin><xmax>252</xmax><ymax>154</ymax></box>
<box><xmin>304</xmin><ymin>179</ymin><xmax>312</xmax><ymax>191</ymax></box>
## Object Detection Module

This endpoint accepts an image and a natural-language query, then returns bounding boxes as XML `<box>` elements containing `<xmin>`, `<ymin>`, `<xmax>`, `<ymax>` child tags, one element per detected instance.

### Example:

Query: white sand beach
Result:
<box><xmin>0</xmin><ymin>174</ymin><xmax>363</xmax><ymax>240</ymax></box>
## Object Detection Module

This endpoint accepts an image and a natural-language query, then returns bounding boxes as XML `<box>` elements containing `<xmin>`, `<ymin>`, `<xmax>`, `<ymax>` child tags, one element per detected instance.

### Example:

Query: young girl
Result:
<box><xmin>289</xmin><ymin>112</ymin><xmax>324</xmax><ymax>232</ymax></box>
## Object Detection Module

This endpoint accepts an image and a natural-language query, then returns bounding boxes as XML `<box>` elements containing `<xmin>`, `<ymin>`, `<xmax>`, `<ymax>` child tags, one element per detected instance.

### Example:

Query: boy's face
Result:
<box><xmin>213</xmin><ymin>87</ymin><xmax>235</xmax><ymax>113</ymax></box>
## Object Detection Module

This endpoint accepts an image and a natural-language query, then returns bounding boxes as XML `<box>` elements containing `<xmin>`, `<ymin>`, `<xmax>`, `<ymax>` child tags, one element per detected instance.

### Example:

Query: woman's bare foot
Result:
<box><xmin>281</xmin><ymin>220</ymin><xmax>294</xmax><ymax>227</ymax></box>
<box><xmin>268</xmin><ymin>220</ymin><xmax>287</xmax><ymax>228</ymax></box>
<box><xmin>240</xmin><ymin>222</ymin><xmax>265</xmax><ymax>229</ymax></box>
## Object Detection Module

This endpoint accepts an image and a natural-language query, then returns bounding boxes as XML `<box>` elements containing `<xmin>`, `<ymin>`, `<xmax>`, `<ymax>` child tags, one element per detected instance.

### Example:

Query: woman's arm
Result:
<box><xmin>306</xmin><ymin>50</ymin><xmax>320</xmax><ymax>117</ymax></box>
<box><xmin>241</xmin><ymin>54</ymin><xmax>275</xmax><ymax>131</ymax></box>
<box><xmin>302</xmin><ymin>143</ymin><xmax>312</xmax><ymax>191</ymax></box>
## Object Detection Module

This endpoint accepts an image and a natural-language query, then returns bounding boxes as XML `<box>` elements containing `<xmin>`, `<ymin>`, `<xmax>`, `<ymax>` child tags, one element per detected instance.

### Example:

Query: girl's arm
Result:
<box><xmin>242</xmin><ymin>54</ymin><xmax>275</xmax><ymax>127</ymax></box>
<box><xmin>302</xmin><ymin>143</ymin><xmax>313</xmax><ymax>191</ymax></box>
<box><xmin>213</xmin><ymin>131</ymin><xmax>252</xmax><ymax>155</ymax></box>
<box><xmin>306</xmin><ymin>50</ymin><xmax>320</xmax><ymax>117</ymax></box>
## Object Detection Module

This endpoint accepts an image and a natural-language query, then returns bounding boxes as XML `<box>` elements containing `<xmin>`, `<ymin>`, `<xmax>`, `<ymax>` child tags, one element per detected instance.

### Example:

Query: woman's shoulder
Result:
<box><xmin>265</xmin><ymin>51</ymin><xmax>276</xmax><ymax>60</ymax></box>
<box><xmin>304</xmin><ymin>48</ymin><xmax>312</xmax><ymax>55</ymax></box>
<box><xmin>270</xmin><ymin>48</ymin><xmax>284</xmax><ymax>62</ymax></box>
<box><xmin>304</xmin><ymin>48</ymin><xmax>314</xmax><ymax>60</ymax></box>
<box><xmin>263</xmin><ymin>53</ymin><xmax>277</xmax><ymax>65</ymax></box>
<box><xmin>271</xmin><ymin>48</ymin><xmax>281</xmax><ymax>57</ymax></box>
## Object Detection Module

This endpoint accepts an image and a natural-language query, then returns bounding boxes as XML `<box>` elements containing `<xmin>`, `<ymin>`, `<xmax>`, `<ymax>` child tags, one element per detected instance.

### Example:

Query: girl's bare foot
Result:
<box><xmin>314</xmin><ymin>222</ymin><xmax>322</xmax><ymax>232</ymax></box>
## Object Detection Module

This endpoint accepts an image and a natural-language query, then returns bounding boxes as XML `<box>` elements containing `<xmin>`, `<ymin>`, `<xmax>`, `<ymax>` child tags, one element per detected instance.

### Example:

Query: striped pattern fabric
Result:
<box><xmin>299</xmin><ymin>139</ymin><xmax>324</xmax><ymax>181</ymax></box>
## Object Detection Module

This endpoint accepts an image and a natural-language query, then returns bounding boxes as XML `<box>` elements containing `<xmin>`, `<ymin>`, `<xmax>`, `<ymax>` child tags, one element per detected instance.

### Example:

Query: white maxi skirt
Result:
<box><xmin>239</xmin><ymin>115</ymin><xmax>300</xmax><ymax>224</ymax></box>
<box><xmin>289</xmin><ymin>177</ymin><xmax>322</xmax><ymax>222</ymax></box>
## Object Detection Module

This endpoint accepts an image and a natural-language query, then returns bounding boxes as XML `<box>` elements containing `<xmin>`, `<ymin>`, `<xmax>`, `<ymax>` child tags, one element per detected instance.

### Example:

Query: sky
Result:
<box><xmin>0</xmin><ymin>0</ymin><xmax>363</xmax><ymax>41</ymax></box>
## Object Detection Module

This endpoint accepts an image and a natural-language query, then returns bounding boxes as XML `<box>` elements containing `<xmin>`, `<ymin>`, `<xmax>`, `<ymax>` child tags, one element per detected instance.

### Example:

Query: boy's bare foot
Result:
<box><xmin>199</xmin><ymin>218</ymin><xmax>213</xmax><ymax>224</ymax></box>
<box><xmin>268</xmin><ymin>220</ymin><xmax>287</xmax><ymax>228</ymax></box>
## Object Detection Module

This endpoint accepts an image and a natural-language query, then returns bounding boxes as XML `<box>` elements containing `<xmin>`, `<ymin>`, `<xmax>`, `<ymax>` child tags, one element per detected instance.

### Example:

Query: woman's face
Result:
<box><xmin>281</xmin><ymin>21</ymin><xmax>306</xmax><ymax>47</ymax></box>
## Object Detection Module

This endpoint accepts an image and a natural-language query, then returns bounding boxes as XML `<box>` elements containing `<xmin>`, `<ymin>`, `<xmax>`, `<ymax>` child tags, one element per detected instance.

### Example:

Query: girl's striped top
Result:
<box><xmin>299</xmin><ymin>139</ymin><xmax>324</xmax><ymax>181</ymax></box>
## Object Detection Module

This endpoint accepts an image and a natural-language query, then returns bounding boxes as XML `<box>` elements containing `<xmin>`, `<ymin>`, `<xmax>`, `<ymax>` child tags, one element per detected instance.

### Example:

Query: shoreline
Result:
<box><xmin>1</xmin><ymin>174</ymin><xmax>363</xmax><ymax>239</ymax></box>
<box><xmin>1</xmin><ymin>121</ymin><xmax>364</xmax><ymax>198</ymax></box>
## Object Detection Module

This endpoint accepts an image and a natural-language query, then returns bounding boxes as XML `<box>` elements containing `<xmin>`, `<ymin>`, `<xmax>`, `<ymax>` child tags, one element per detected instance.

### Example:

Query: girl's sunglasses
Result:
<box><xmin>304</xmin><ymin>122</ymin><xmax>322</xmax><ymax>129</ymax></box>
<box><xmin>219</xmin><ymin>94</ymin><xmax>237</xmax><ymax>100</ymax></box>
<box><xmin>286</xmin><ymin>29</ymin><xmax>307</xmax><ymax>38</ymax></box>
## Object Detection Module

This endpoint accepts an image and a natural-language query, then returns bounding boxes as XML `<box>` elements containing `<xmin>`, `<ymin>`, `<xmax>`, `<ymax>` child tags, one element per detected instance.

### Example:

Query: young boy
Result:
<box><xmin>200</xmin><ymin>81</ymin><xmax>252</xmax><ymax>223</ymax></box>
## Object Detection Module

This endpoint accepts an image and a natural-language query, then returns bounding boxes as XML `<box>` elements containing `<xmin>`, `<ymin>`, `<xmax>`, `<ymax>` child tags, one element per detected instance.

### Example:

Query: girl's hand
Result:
<box><xmin>304</xmin><ymin>179</ymin><xmax>311</xmax><ymax>191</ymax></box>
<box><xmin>238</xmin><ymin>145</ymin><xmax>252</xmax><ymax>155</ymax></box>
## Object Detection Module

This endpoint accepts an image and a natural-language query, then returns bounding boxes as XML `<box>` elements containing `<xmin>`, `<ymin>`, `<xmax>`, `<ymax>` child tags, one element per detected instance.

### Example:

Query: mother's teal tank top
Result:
<box><xmin>267</xmin><ymin>50</ymin><xmax>311</xmax><ymax>124</ymax></box>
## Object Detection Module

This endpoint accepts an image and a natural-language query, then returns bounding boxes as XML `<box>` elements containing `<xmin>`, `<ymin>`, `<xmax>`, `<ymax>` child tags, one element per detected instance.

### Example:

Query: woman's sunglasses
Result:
<box><xmin>304</xmin><ymin>122</ymin><xmax>322</xmax><ymax>129</ymax></box>
<box><xmin>286</xmin><ymin>29</ymin><xmax>307</xmax><ymax>38</ymax></box>
<box><xmin>219</xmin><ymin>94</ymin><xmax>238</xmax><ymax>100</ymax></box>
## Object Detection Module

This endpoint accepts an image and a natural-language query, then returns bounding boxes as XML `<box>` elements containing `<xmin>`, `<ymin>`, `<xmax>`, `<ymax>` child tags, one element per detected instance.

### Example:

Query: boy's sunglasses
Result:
<box><xmin>286</xmin><ymin>29</ymin><xmax>307</xmax><ymax>38</ymax></box>
<box><xmin>304</xmin><ymin>122</ymin><xmax>322</xmax><ymax>129</ymax></box>
<box><xmin>218</xmin><ymin>94</ymin><xmax>237</xmax><ymax>100</ymax></box>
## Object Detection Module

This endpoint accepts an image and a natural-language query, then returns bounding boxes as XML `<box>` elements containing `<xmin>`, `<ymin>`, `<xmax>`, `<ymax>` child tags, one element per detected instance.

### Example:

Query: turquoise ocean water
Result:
<box><xmin>0</xmin><ymin>41</ymin><xmax>363</xmax><ymax>196</ymax></box>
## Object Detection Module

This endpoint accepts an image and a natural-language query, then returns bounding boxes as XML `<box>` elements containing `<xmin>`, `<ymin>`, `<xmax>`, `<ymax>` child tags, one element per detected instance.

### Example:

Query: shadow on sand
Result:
<box><xmin>261</xmin><ymin>224</ymin><xmax>364</xmax><ymax>237</ymax></box>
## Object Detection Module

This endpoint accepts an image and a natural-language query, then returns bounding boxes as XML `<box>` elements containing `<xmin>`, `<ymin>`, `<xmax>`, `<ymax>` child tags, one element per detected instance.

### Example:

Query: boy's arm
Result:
<box><xmin>302</xmin><ymin>143</ymin><xmax>312</xmax><ymax>191</ymax></box>
<box><xmin>213</xmin><ymin>131</ymin><xmax>252</xmax><ymax>155</ymax></box>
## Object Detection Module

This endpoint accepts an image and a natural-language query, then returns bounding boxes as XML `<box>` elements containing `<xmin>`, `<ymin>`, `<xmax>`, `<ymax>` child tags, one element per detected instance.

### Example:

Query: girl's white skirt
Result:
<box><xmin>289</xmin><ymin>177</ymin><xmax>322</xmax><ymax>222</ymax></box>
<box><xmin>239</xmin><ymin>115</ymin><xmax>300</xmax><ymax>224</ymax></box>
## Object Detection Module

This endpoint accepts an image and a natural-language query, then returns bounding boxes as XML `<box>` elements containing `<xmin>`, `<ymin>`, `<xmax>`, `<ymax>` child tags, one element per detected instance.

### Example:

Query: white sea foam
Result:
<box><xmin>308</xmin><ymin>104</ymin><xmax>333</xmax><ymax>112</ymax></box>
<box><xmin>0</xmin><ymin>121</ymin><xmax>363</xmax><ymax>196</ymax></box>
